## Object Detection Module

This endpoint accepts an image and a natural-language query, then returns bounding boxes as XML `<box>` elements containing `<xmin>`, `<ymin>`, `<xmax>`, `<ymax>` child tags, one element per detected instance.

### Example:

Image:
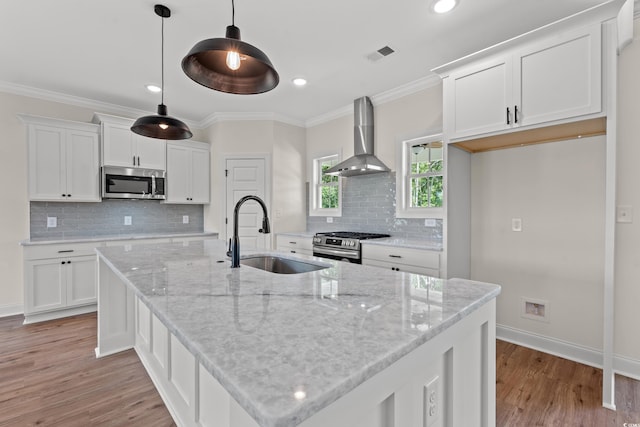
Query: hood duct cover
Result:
<box><xmin>323</xmin><ymin>96</ymin><xmax>390</xmax><ymax>177</ymax></box>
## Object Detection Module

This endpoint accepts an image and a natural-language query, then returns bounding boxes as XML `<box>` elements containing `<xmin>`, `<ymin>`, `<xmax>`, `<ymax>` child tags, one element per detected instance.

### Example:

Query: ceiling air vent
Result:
<box><xmin>366</xmin><ymin>45</ymin><xmax>395</xmax><ymax>62</ymax></box>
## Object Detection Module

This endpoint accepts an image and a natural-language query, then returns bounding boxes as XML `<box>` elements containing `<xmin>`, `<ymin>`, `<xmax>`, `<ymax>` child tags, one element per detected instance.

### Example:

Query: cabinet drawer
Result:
<box><xmin>276</xmin><ymin>235</ymin><xmax>312</xmax><ymax>251</ymax></box>
<box><xmin>362</xmin><ymin>244</ymin><xmax>440</xmax><ymax>270</ymax></box>
<box><xmin>364</xmin><ymin>258</ymin><xmax>440</xmax><ymax>277</ymax></box>
<box><xmin>24</xmin><ymin>241</ymin><xmax>101</xmax><ymax>260</ymax></box>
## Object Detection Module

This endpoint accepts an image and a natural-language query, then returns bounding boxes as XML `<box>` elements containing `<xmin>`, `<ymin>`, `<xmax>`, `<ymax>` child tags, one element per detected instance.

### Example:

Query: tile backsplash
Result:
<box><xmin>307</xmin><ymin>172</ymin><xmax>443</xmax><ymax>241</ymax></box>
<box><xmin>30</xmin><ymin>200</ymin><xmax>204</xmax><ymax>240</ymax></box>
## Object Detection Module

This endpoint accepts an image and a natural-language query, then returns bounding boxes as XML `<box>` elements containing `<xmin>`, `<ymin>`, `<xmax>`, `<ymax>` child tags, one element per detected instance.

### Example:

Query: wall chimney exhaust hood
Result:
<box><xmin>323</xmin><ymin>96</ymin><xmax>390</xmax><ymax>177</ymax></box>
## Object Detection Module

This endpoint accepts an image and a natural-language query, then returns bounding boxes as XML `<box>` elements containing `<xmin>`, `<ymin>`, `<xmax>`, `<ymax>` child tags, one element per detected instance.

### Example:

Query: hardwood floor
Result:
<box><xmin>497</xmin><ymin>340</ymin><xmax>640</xmax><ymax>426</ymax></box>
<box><xmin>0</xmin><ymin>313</ymin><xmax>174</xmax><ymax>427</ymax></box>
<box><xmin>1</xmin><ymin>314</ymin><xmax>639</xmax><ymax>426</ymax></box>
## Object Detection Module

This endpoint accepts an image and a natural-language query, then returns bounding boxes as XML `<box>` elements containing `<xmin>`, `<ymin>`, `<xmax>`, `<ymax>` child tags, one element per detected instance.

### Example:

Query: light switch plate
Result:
<box><xmin>124</xmin><ymin>216</ymin><xmax>132</xmax><ymax>225</ymax></box>
<box><xmin>182</xmin><ymin>215</ymin><xmax>189</xmax><ymax>224</ymax></box>
<box><xmin>47</xmin><ymin>216</ymin><xmax>57</xmax><ymax>228</ymax></box>
<box><xmin>512</xmin><ymin>218</ymin><xmax>522</xmax><ymax>232</ymax></box>
<box><xmin>617</xmin><ymin>205</ymin><xmax>633</xmax><ymax>223</ymax></box>
<box><xmin>326</xmin><ymin>217</ymin><xmax>333</xmax><ymax>223</ymax></box>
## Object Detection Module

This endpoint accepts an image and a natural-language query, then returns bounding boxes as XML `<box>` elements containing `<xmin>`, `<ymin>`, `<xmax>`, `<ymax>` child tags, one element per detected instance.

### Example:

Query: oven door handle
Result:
<box><xmin>313</xmin><ymin>246</ymin><xmax>359</xmax><ymax>259</ymax></box>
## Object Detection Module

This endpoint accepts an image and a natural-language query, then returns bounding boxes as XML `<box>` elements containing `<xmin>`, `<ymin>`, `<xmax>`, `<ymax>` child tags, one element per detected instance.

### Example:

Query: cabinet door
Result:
<box><xmin>66</xmin><ymin>129</ymin><xmax>100</xmax><ymax>202</ymax></box>
<box><xmin>446</xmin><ymin>57</ymin><xmax>513</xmax><ymax>139</ymax></box>
<box><xmin>66</xmin><ymin>255</ymin><xmax>97</xmax><ymax>306</ymax></box>
<box><xmin>514</xmin><ymin>25</ymin><xmax>601</xmax><ymax>126</ymax></box>
<box><xmin>135</xmin><ymin>135</ymin><xmax>166</xmax><ymax>170</ymax></box>
<box><xmin>28</xmin><ymin>125</ymin><xmax>66</xmax><ymax>200</ymax></box>
<box><xmin>102</xmin><ymin>122</ymin><xmax>136</xmax><ymax>167</ymax></box>
<box><xmin>25</xmin><ymin>259</ymin><xmax>66</xmax><ymax>314</ymax></box>
<box><xmin>190</xmin><ymin>147</ymin><xmax>210</xmax><ymax>204</ymax></box>
<box><xmin>166</xmin><ymin>144</ymin><xmax>191</xmax><ymax>203</ymax></box>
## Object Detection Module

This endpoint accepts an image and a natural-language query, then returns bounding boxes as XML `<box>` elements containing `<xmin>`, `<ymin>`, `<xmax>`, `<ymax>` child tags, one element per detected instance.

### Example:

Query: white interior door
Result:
<box><xmin>225</xmin><ymin>158</ymin><xmax>268</xmax><ymax>250</ymax></box>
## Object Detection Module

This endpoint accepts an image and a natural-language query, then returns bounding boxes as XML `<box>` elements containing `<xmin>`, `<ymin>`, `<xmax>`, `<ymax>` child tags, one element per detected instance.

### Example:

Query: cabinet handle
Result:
<box><xmin>61</xmin><ymin>261</ymin><xmax>66</xmax><ymax>265</ymax></box>
<box><xmin>137</xmin><ymin>156</ymin><xmax>140</xmax><ymax>166</ymax></box>
<box><xmin>133</xmin><ymin>155</ymin><xmax>136</xmax><ymax>166</ymax></box>
<box><xmin>289</xmin><ymin>241</ymin><xmax>297</xmax><ymax>244</ymax></box>
<box><xmin>67</xmin><ymin>194</ymin><xmax>71</xmax><ymax>198</ymax></box>
<box><xmin>514</xmin><ymin>105</ymin><xmax>518</xmax><ymax>123</ymax></box>
<box><xmin>62</xmin><ymin>194</ymin><xmax>66</xmax><ymax>197</ymax></box>
<box><xmin>290</xmin><ymin>250</ymin><xmax>297</xmax><ymax>253</ymax></box>
<box><xmin>67</xmin><ymin>260</ymin><xmax>72</xmax><ymax>264</ymax></box>
<box><xmin>506</xmin><ymin>107</ymin><xmax>510</xmax><ymax>125</ymax></box>
<box><xmin>389</xmin><ymin>254</ymin><xmax>402</xmax><ymax>259</ymax></box>
<box><xmin>58</xmin><ymin>250</ymin><xmax>74</xmax><ymax>253</ymax></box>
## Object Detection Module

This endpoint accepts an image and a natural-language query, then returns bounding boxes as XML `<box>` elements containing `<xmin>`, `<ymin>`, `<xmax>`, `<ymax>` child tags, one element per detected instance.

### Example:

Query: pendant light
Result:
<box><xmin>181</xmin><ymin>0</ymin><xmax>279</xmax><ymax>94</ymax></box>
<box><xmin>131</xmin><ymin>4</ymin><xmax>192</xmax><ymax>140</ymax></box>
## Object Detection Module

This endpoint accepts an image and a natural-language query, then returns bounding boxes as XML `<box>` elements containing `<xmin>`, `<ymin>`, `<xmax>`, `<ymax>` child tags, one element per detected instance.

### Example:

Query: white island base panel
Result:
<box><xmin>97</xmin><ymin>257</ymin><xmax>496</xmax><ymax>427</ymax></box>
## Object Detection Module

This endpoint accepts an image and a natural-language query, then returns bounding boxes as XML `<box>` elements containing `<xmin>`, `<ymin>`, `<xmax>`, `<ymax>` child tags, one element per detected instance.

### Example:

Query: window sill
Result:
<box><xmin>395</xmin><ymin>207</ymin><xmax>443</xmax><ymax>219</ymax></box>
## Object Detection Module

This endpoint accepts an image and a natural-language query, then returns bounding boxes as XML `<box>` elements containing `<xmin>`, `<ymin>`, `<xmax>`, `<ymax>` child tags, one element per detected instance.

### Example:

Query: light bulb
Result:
<box><xmin>226</xmin><ymin>51</ymin><xmax>241</xmax><ymax>70</ymax></box>
<box><xmin>433</xmin><ymin>0</ymin><xmax>457</xmax><ymax>14</ymax></box>
<box><xmin>159</xmin><ymin>123</ymin><xmax>169</xmax><ymax>130</ymax></box>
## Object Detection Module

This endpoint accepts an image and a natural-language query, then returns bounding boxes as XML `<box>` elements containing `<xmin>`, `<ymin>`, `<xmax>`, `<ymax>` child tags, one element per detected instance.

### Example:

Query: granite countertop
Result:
<box><xmin>96</xmin><ymin>240</ymin><xmax>499</xmax><ymax>427</ymax></box>
<box><xmin>277</xmin><ymin>232</ymin><xmax>443</xmax><ymax>251</ymax></box>
<box><xmin>20</xmin><ymin>231</ymin><xmax>219</xmax><ymax>246</ymax></box>
<box><xmin>361</xmin><ymin>237</ymin><xmax>443</xmax><ymax>251</ymax></box>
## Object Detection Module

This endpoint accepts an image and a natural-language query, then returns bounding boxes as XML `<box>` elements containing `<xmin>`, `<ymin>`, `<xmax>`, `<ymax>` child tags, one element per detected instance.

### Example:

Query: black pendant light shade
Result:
<box><xmin>132</xmin><ymin>5</ymin><xmax>192</xmax><ymax>140</ymax></box>
<box><xmin>131</xmin><ymin>104</ymin><xmax>192</xmax><ymax>140</ymax></box>
<box><xmin>181</xmin><ymin>1</ymin><xmax>279</xmax><ymax>94</ymax></box>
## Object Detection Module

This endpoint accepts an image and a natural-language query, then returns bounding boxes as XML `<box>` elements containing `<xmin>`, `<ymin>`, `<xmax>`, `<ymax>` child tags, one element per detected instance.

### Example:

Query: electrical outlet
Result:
<box><xmin>47</xmin><ymin>217</ymin><xmax>57</xmax><ymax>228</ymax></box>
<box><xmin>182</xmin><ymin>215</ymin><xmax>189</xmax><ymax>224</ymax></box>
<box><xmin>424</xmin><ymin>218</ymin><xmax>437</xmax><ymax>227</ymax></box>
<box><xmin>617</xmin><ymin>205</ymin><xmax>633</xmax><ymax>223</ymax></box>
<box><xmin>124</xmin><ymin>216</ymin><xmax>132</xmax><ymax>226</ymax></box>
<box><xmin>512</xmin><ymin>218</ymin><xmax>522</xmax><ymax>232</ymax></box>
<box><xmin>326</xmin><ymin>217</ymin><xmax>333</xmax><ymax>223</ymax></box>
<box><xmin>424</xmin><ymin>376</ymin><xmax>440</xmax><ymax>427</ymax></box>
<box><xmin>275</xmin><ymin>209</ymin><xmax>283</xmax><ymax>218</ymax></box>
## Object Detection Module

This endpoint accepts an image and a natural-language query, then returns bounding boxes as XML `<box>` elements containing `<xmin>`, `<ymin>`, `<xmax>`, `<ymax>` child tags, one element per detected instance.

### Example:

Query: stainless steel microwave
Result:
<box><xmin>102</xmin><ymin>166</ymin><xmax>166</xmax><ymax>200</ymax></box>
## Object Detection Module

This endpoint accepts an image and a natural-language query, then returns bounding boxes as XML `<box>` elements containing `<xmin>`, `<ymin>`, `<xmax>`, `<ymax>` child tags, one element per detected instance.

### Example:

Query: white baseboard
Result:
<box><xmin>497</xmin><ymin>324</ymin><xmax>640</xmax><ymax>381</ymax></box>
<box><xmin>0</xmin><ymin>304</ymin><xmax>23</xmax><ymax>318</ymax></box>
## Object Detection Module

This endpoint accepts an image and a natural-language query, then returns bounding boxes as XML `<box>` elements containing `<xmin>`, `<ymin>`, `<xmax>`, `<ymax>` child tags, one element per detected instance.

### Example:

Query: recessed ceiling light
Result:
<box><xmin>146</xmin><ymin>84</ymin><xmax>162</xmax><ymax>93</ymax></box>
<box><xmin>432</xmin><ymin>0</ymin><xmax>458</xmax><ymax>14</ymax></box>
<box><xmin>292</xmin><ymin>77</ymin><xmax>307</xmax><ymax>87</ymax></box>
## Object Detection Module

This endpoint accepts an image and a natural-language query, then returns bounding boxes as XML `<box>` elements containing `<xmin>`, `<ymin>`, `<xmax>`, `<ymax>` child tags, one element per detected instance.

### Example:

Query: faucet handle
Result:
<box><xmin>226</xmin><ymin>238</ymin><xmax>232</xmax><ymax>257</ymax></box>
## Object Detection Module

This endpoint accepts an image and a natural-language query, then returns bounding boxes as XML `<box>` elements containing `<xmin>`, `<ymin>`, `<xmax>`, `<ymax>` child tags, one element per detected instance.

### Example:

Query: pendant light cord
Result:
<box><xmin>160</xmin><ymin>12</ymin><xmax>165</xmax><ymax>105</ymax></box>
<box><xmin>231</xmin><ymin>0</ymin><xmax>235</xmax><ymax>26</ymax></box>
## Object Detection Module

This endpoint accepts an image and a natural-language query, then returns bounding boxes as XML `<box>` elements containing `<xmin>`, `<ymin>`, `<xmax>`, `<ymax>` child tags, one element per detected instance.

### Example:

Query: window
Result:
<box><xmin>310</xmin><ymin>154</ymin><xmax>342</xmax><ymax>216</ymax></box>
<box><xmin>396</xmin><ymin>133</ymin><xmax>444</xmax><ymax>218</ymax></box>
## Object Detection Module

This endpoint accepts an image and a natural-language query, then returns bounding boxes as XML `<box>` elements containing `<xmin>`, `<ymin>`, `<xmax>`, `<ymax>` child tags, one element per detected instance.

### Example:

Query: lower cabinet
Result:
<box><xmin>361</xmin><ymin>244</ymin><xmax>441</xmax><ymax>277</ymax></box>
<box><xmin>24</xmin><ymin>242</ymin><xmax>99</xmax><ymax>323</ymax></box>
<box><xmin>23</xmin><ymin>235</ymin><xmax>217</xmax><ymax>324</ymax></box>
<box><xmin>276</xmin><ymin>234</ymin><xmax>313</xmax><ymax>256</ymax></box>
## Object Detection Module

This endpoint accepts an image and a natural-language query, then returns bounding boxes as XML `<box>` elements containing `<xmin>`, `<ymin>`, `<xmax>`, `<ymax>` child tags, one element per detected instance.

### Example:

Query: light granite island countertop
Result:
<box><xmin>96</xmin><ymin>239</ymin><xmax>500</xmax><ymax>427</ymax></box>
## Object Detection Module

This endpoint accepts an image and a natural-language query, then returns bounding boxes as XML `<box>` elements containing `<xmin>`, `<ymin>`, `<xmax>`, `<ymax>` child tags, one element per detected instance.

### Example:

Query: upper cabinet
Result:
<box><xmin>166</xmin><ymin>140</ymin><xmax>210</xmax><ymax>204</ymax></box>
<box><xmin>96</xmin><ymin>114</ymin><xmax>166</xmax><ymax>169</ymax></box>
<box><xmin>441</xmin><ymin>24</ymin><xmax>602</xmax><ymax>142</ymax></box>
<box><xmin>21</xmin><ymin>115</ymin><xmax>100</xmax><ymax>202</ymax></box>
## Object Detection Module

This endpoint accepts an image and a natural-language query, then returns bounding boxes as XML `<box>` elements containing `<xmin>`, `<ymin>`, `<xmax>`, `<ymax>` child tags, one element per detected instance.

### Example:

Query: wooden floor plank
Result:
<box><xmin>1</xmin><ymin>314</ymin><xmax>639</xmax><ymax>426</ymax></box>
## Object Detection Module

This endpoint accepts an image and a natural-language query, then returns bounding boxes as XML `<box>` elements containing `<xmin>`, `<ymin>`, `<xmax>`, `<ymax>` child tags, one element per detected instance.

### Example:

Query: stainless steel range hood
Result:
<box><xmin>323</xmin><ymin>96</ymin><xmax>390</xmax><ymax>177</ymax></box>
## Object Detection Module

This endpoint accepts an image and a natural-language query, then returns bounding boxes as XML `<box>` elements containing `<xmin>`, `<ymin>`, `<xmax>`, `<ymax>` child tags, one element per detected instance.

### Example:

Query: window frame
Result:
<box><xmin>309</xmin><ymin>153</ymin><xmax>342</xmax><ymax>217</ymax></box>
<box><xmin>396</xmin><ymin>132</ymin><xmax>444</xmax><ymax>219</ymax></box>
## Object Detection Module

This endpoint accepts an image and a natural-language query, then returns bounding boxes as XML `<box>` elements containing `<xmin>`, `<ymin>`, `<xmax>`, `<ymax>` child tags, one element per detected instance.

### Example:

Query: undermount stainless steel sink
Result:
<box><xmin>240</xmin><ymin>256</ymin><xmax>329</xmax><ymax>274</ymax></box>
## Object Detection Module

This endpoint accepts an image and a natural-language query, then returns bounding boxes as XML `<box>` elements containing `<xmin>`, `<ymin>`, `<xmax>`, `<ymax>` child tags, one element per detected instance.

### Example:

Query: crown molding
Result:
<box><xmin>198</xmin><ymin>112</ymin><xmax>305</xmax><ymax>129</ymax></box>
<box><xmin>0</xmin><ymin>80</ymin><xmax>202</xmax><ymax>129</ymax></box>
<box><xmin>1</xmin><ymin>74</ymin><xmax>442</xmax><ymax>131</ymax></box>
<box><xmin>305</xmin><ymin>74</ymin><xmax>442</xmax><ymax>128</ymax></box>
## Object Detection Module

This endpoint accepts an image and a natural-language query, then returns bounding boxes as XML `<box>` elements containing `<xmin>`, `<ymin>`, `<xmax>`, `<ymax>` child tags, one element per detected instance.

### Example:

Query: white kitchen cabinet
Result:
<box><xmin>443</xmin><ymin>24</ymin><xmax>601</xmax><ymax>141</ymax></box>
<box><xmin>361</xmin><ymin>244</ymin><xmax>440</xmax><ymax>277</ymax></box>
<box><xmin>23</xmin><ymin>242</ymin><xmax>99</xmax><ymax>324</ymax></box>
<box><xmin>21</xmin><ymin>115</ymin><xmax>100</xmax><ymax>202</ymax></box>
<box><xmin>276</xmin><ymin>234</ymin><xmax>313</xmax><ymax>256</ymax></box>
<box><xmin>166</xmin><ymin>141</ymin><xmax>210</xmax><ymax>204</ymax></box>
<box><xmin>97</xmin><ymin>113</ymin><xmax>166</xmax><ymax>169</ymax></box>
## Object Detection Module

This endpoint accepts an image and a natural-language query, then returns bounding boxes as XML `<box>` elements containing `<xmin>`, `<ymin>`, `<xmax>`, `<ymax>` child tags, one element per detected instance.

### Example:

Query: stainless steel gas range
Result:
<box><xmin>312</xmin><ymin>231</ymin><xmax>390</xmax><ymax>264</ymax></box>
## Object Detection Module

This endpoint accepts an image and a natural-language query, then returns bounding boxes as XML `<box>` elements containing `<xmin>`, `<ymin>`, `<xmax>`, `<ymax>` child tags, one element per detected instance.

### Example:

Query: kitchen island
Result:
<box><xmin>96</xmin><ymin>240</ymin><xmax>500</xmax><ymax>427</ymax></box>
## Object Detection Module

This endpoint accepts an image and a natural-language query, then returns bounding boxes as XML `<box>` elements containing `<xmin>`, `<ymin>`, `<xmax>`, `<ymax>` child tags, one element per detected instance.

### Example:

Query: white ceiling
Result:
<box><xmin>0</xmin><ymin>0</ymin><xmax>616</xmax><ymax>127</ymax></box>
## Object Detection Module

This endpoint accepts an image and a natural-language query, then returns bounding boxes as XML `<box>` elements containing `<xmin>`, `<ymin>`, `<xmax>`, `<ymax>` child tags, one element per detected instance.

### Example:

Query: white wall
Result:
<box><xmin>204</xmin><ymin>120</ymin><xmax>306</xmax><ymax>242</ymax></box>
<box><xmin>615</xmin><ymin>19</ymin><xmax>640</xmax><ymax>362</ymax></box>
<box><xmin>470</xmin><ymin>137</ymin><xmax>605</xmax><ymax>349</ymax></box>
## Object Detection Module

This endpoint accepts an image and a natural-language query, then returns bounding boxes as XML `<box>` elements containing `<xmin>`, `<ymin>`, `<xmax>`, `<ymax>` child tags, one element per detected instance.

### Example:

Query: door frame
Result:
<box><xmin>221</xmin><ymin>153</ymin><xmax>272</xmax><ymax>247</ymax></box>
